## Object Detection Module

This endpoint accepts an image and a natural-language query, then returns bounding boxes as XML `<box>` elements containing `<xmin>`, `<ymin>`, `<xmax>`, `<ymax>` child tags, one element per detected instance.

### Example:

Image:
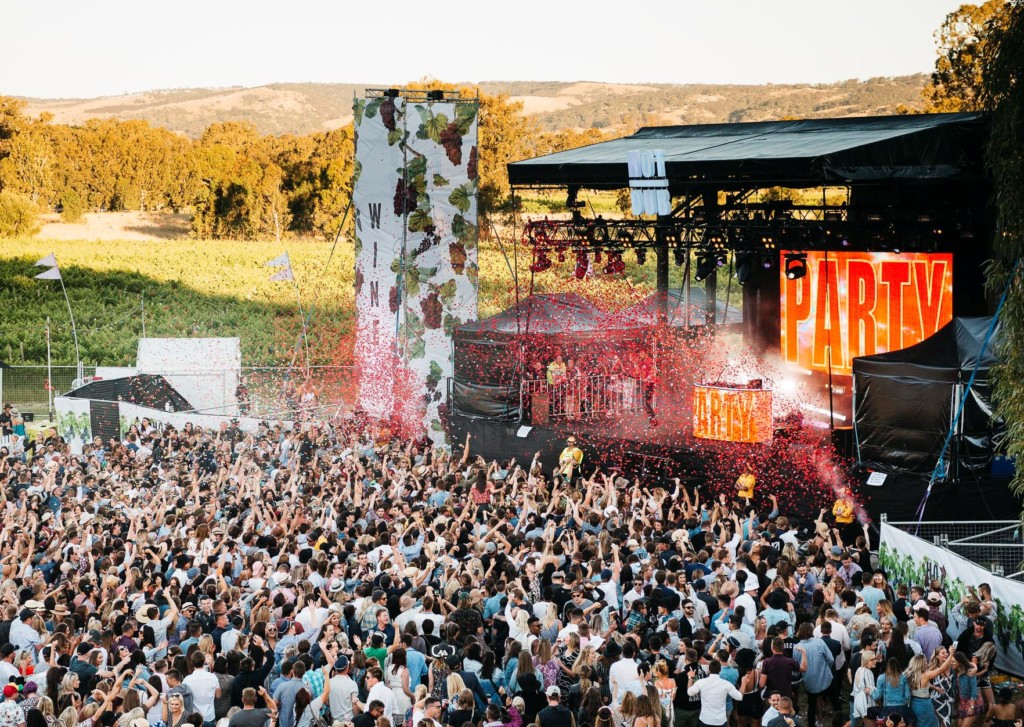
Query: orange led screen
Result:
<box><xmin>780</xmin><ymin>251</ymin><xmax>953</xmax><ymax>376</ymax></box>
<box><xmin>692</xmin><ymin>386</ymin><xmax>774</xmax><ymax>443</ymax></box>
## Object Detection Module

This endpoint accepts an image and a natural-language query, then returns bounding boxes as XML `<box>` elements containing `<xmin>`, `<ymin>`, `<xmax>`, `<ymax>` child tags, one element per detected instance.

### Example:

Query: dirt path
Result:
<box><xmin>37</xmin><ymin>211</ymin><xmax>192</xmax><ymax>241</ymax></box>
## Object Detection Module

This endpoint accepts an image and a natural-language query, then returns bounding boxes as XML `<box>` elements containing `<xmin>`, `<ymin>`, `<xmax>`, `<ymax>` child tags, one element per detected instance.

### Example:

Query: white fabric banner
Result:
<box><xmin>353</xmin><ymin>94</ymin><xmax>479</xmax><ymax>440</ymax></box>
<box><xmin>879</xmin><ymin>522</ymin><xmax>1024</xmax><ymax>676</ymax></box>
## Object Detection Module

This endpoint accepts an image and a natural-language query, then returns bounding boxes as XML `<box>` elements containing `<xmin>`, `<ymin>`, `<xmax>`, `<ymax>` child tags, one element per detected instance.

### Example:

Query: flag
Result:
<box><xmin>35</xmin><ymin>267</ymin><xmax>62</xmax><ymax>280</ymax></box>
<box><xmin>266</xmin><ymin>253</ymin><xmax>290</xmax><ymax>268</ymax></box>
<box><xmin>35</xmin><ymin>254</ymin><xmax>57</xmax><ymax>268</ymax></box>
<box><xmin>269</xmin><ymin>268</ymin><xmax>294</xmax><ymax>282</ymax></box>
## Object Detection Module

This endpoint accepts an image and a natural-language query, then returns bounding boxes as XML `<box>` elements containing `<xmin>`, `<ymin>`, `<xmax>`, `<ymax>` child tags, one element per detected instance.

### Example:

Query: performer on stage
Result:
<box><xmin>558</xmin><ymin>435</ymin><xmax>583</xmax><ymax>479</ymax></box>
<box><xmin>634</xmin><ymin>350</ymin><xmax>658</xmax><ymax>427</ymax></box>
<box><xmin>832</xmin><ymin>485</ymin><xmax>858</xmax><ymax>541</ymax></box>
<box><xmin>736</xmin><ymin>472</ymin><xmax>756</xmax><ymax>501</ymax></box>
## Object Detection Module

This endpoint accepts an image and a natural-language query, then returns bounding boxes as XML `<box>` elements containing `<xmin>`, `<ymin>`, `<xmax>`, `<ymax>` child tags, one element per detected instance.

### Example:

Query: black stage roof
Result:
<box><xmin>508</xmin><ymin>113</ymin><xmax>988</xmax><ymax>191</ymax></box>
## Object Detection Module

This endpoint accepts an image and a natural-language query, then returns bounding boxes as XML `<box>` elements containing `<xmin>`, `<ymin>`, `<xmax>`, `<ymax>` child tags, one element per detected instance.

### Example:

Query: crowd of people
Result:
<box><xmin>0</xmin><ymin>411</ymin><xmax>1015</xmax><ymax>727</ymax></box>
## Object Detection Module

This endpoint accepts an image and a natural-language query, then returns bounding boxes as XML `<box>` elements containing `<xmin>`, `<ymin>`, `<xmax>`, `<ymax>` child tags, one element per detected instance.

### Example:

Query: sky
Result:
<box><xmin>3</xmin><ymin>1</ymin><xmax>966</xmax><ymax>99</ymax></box>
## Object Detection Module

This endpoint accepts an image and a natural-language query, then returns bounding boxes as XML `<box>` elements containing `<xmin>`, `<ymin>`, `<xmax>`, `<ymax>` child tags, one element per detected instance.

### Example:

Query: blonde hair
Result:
<box><xmin>543</xmin><ymin>602</ymin><xmax>560</xmax><ymax>629</ymax></box>
<box><xmin>446</xmin><ymin>673</ymin><xmax>466</xmax><ymax>699</ymax></box>
<box><xmin>904</xmin><ymin>654</ymin><xmax>927</xmax><ymax>689</ymax></box>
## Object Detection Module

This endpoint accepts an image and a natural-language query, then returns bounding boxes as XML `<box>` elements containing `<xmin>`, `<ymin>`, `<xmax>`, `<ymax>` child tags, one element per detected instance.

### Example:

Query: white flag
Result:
<box><xmin>35</xmin><ymin>253</ymin><xmax>57</xmax><ymax>268</ymax></box>
<box><xmin>269</xmin><ymin>267</ymin><xmax>294</xmax><ymax>282</ymax></box>
<box><xmin>35</xmin><ymin>267</ymin><xmax>62</xmax><ymax>280</ymax></box>
<box><xmin>266</xmin><ymin>253</ymin><xmax>290</xmax><ymax>268</ymax></box>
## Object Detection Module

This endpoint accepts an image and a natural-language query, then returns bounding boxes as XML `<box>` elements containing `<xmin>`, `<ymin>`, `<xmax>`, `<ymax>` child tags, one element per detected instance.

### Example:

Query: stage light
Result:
<box><xmin>530</xmin><ymin>251</ymin><xmax>552</xmax><ymax>273</ymax></box>
<box><xmin>635</xmin><ymin>248</ymin><xmax>647</xmax><ymax>265</ymax></box>
<box><xmin>673</xmin><ymin>246</ymin><xmax>686</xmax><ymax>267</ymax></box>
<box><xmin>735</xmin><ymin>255</ymin><xmax>754</xmax><ymax>285</ymax></box>
<box><xmin>762</xmin><ymin>257</ymin><xmax>773</xmax><ymax>269</ymax></box>
<box><xmin>603</xmin><ymin>253</ymin><xmax>625</xmax><ymax>275</ymax></box>
<box><xmin>427</xmin><ymin>90</ymin><xmax>445</xmax><ymax>101</ymax></box>
<box><xmin>694</xmin><ymin>254</ymin><xmax>716</xmax><ymax>282</ymax></box>
<box><xmin>784</xmin><ymin>253</ymin><xmax>807</xmax><ymax>280</ymax></box>
<box><xmin>574</xmin><ymin>252</ymin><xmax>588</xmax><ymax>279</ymax></box>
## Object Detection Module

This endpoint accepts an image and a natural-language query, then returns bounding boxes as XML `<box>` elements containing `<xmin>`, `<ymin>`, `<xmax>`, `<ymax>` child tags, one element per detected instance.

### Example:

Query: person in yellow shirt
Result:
<box><xmin>736</xmin><ymin>473</ymin><xmax>756</xmax><ymax>500</ymax></box>
<box><xmin>558</xmin><ymin>436</ymin><xmax>583</xmax><ymax>478</ymax></box>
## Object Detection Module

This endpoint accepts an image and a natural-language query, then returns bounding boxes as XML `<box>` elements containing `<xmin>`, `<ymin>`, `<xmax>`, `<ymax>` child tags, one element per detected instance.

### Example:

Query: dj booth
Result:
<box><xmin>692</xmin><ymin>381</ymin><xmax>773</xmax><ymax>443</ymax></box>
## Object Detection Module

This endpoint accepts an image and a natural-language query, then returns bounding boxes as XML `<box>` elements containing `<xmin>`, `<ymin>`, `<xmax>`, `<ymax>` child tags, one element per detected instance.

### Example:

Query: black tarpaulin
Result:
<box><xmin>65</xmin><ymin>374</ymin><xmax>193</xmax><ymax>412</ymax></box>
<box><xmin>508</xmin><ymin>113</ymin><xmax>988</xmax><ymax>190</ymax></box>
<box><xmin>853</xmin><ymin>317</ymin><xmax>1001</xmax><ymax>474</ymax></box>
<box><xmin>615</xmin><ymin>288</ymin><xmax>743</xmax><ymax>328</ymax></box>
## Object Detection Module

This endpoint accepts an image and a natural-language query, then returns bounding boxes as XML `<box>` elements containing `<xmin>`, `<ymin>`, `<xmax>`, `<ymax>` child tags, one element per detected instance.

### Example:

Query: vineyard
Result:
<box><xmin>0</xmin><ymin>233</ymin><xmax>692</xmax><ymax>368</ymax></box>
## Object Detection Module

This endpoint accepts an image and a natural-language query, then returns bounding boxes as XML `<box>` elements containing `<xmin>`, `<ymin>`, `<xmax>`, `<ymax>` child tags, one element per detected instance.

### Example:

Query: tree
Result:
<box><xmin>923</xmin><ymin>0</ymin><xmax>1011</xmax><ymax>112</ymax></box>
<box><xmin>980</xmin><ymin>1</ymin><xmax>1024</xmax><ymax>507</ymax></box>
<box><xmin>0</xmin><ymin>191</ymin><xmax>41</xmax><ymax>237</ymax></box>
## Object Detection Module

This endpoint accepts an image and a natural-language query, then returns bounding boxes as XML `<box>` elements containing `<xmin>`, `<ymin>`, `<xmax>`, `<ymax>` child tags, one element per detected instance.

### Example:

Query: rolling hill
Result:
<box><xmin>20</xmin><ymin>76</ymin><xmax>929</xmax><ymax>138</ymax></box>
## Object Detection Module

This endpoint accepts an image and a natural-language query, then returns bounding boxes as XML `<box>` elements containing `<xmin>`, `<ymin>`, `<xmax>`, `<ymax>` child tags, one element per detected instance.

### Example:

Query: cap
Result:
<box><xmin>600</xmin><ymin>569</ymin><xmax>613</xmax><ymax>580</ymax></box>
<box><xmin>830</xmin><ymin>546</ymin><xmax>843</xmax><ymax>557</ymax></box>
<box><xmin>2</xmin><ymin>685</ymin><xmax>16</xmax><ymax>698</ymax></box>
<box><xmin>546</xmin><ymin>686</ymin><xmax>561</xmax><ymax>698</ymax></box>
<box><xmin>0</xmin><ymin>645</ymin><xmax>14</xmax><ymax>657</ymax></box>
<box><xmin>927</xmin><ymin>592</ymin><xmax>942</xmax><ymax>604</ymax></box>
<box><xmin>334</xmin><ymin>655</ymin><xmax>350</xmax><ymax>671</ymax></box>
<box><xmin>19</xmin><ymin>609</ymin><xmax>33</xmax><ymax>621</ymax></box>
<box><xmin>276</xmin><ymin>619</ymin><xmax>291</xmax><ymax>633</ymax></box>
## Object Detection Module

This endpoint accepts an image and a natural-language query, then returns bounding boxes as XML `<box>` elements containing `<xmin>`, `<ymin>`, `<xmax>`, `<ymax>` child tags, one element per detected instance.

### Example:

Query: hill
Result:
<box><xmin>20</xmin><ymin>76</ymin><xmax>929</xmax><ymax>137</ymax></box>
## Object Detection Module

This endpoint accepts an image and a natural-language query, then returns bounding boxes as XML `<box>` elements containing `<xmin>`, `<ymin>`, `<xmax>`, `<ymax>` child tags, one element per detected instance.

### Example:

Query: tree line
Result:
<box><xmin>0</xmin><ymin>85</ymin><xmax>609</xmax><ymax>241</ymax></box>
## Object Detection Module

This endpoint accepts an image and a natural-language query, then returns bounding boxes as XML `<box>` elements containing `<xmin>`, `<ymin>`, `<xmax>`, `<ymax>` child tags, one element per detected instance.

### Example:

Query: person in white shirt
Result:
<box><xmin>686</xmin><ymin>659</ymin><xmax>744</xmax><ymax>727</ymax></box>
<box><xmin>327</xmin><ymin>656</ymin><xmax>359</xmax><ymax>723</ymax></box>
<box><xmin>733</xmin><ymin>576</ymin><xmax>758</xmax><ymax>627</ymax></box>
<box><xmin>0</xmin><ymin>645</ymin><xmax>20</xmax><ymax>682</ymax></box>
<box><xmin>182</xmin><ymin>652</ymin><xmax>222</xmax><ymax>726</ymax></box>
<box><xmin>609</xmin><ymin>641</ymin><xmax>640</xmax><ymax>703</ymax></box>
<box><xmin>355</xmin><ymin>666</ymin><xmax>396</xmax><ymax>721</ymax></box>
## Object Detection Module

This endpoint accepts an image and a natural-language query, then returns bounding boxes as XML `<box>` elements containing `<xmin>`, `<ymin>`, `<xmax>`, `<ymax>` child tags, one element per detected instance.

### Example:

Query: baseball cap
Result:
<box><xmin>546</xmin><ymin>686</ymin><xmax>560</xmax><ymax>698</ymax></box>
<box><xmin>276</xmin><ymin>619</ymin><xmax>291</xmax><ymax>633</ymax></box>
<box><xmin>927</xmin><ymin>592</ymin><xmax>942</xmax><ymax>604</ymax></box>
<box><xmin>334</xmin><ymin>655</ymin><xmax>350</xmax><ymax>671</ymax></box>
<box><xmin>2</xmin><ymin>685</ymin><xmax>16</xmax><ymax>698</ymax></box>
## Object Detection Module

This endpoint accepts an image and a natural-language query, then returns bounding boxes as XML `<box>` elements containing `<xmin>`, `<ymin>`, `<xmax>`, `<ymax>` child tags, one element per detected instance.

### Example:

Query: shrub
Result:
<box><xmin>60</xmin><ymin>190</ymin><xmax>86</xmax><ymax>223</ymax></box>
<box><xmin>0</xmin><ymin>191</ymin><xmax>41</xmax><ymax>238</ymax></box>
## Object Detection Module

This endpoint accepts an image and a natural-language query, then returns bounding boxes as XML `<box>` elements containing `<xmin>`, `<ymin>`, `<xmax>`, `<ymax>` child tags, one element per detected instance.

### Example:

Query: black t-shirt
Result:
<box><xmin>354</xmin><ymin>714</ymin><xmax>377</xmax><ymax>727</ymax></box>
<box><xmin>673</xmin><ymin>661</ymin><xmax>707</xmax><ymax>710</ymax></box>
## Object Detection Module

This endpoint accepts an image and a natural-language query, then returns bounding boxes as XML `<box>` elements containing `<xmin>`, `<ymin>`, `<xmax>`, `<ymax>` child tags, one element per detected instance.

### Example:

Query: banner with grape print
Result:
<box><xmin>352</xmin><ymin>93</ymin><xmax>479</xmax><ymax>441</ymax></box>
<box><xmin>879</xmin><ymin>522</ymin><xmax>1024</xmax><ymax>676</ymax></box>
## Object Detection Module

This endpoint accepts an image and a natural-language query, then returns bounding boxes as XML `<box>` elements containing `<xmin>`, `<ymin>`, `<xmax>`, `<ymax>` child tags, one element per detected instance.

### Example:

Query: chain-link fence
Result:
<box><xmin>883</xmin><ymin>515</ymin><xmax>1024</xmax><ymax>580</ymax></box>
<box><xmin>0</xmin><ymin>365</ymin><xmax>357</xmax><ymax>421</ymax></box>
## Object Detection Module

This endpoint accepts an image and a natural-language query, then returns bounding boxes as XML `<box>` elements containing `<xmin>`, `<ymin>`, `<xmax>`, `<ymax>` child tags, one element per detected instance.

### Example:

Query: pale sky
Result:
<box><xmin>4</xmin><ymin>0</ymin><xmax>963</xmax><ymax>99</ymax></box>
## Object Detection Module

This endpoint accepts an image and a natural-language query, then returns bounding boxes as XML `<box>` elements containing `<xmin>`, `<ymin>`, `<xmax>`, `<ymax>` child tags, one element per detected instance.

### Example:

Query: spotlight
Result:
<box><xmin>426</xmin><ymin>90</ymin><xmax>445</xmax><ymax>101</ymax></box>
<box><xmin>735</xmin><ymin>255</ymin><xmax>755</xmax><ymax>285</ymax></box>
<box><xmin>635</xmin><ymin>248</ymin><xmax>647</xmax><ymax>265</ymax></box>
<box><xmin>784</xmin><ymin>253</ymin><xmax>808</xmax><ymax>280</ymax></box>
<box><xmin>530</xmin><ymin>251</ymin><xmax>553</xmax><ymax>273</ymax></box>
<box><xmin>603</xmin><ymin>253</ymin><xmax>625</xmax><ymax>275</ymax></box>
<box><xmin>574</xmin><ymin>252</ymin><xmax>588</xmax><ymax>279</ymax></box>
<box><xmin>762</xmin><ymin>257</ymin><xmax>773</xmax><ymax>269</ymax></box>
<box><xmin>695</xmin><ymin>253</ymin><xmax>716</xmax><ymax>282</ymax></box>
<box><xmin>673</xmin><ymin>246</ymin><xmax>686</xmax><ymax>267</ymax></box>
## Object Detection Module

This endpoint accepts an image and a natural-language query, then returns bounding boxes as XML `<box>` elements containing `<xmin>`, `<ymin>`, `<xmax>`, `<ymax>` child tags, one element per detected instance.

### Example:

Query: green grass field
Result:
<box><xmin>0</xmin><ymin>233</ymin><xmax>731</xmax><ymax>368</ymax></box>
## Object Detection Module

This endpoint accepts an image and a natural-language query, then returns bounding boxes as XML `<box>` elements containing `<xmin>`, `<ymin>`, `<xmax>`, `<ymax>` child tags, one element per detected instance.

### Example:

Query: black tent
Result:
<box><xmin>852</xmin><ymin>317</ymin><xmax>1001</xmax><ymax>475</ymax></box>
<box><xmin>64</xmin><ymin>374</ymin><xmax>193</xmax><ymax>413</ymax></box>
<box><xmin>615</xmin><ymin>288</ymin><xmax>742</xmax><ymax>328</ymax></box>
<box><xmin>452</xmin><ymin>293</ymin><xmax>645</xmax><ymax>419</ymax></box>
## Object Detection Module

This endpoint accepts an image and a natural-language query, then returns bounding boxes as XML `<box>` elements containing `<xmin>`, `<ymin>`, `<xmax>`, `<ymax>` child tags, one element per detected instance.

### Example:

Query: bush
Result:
<box><xmin>60</xmin><ymin>190</ymin><xmax>86</xmax><ymax>223</ymax></box>
<box><xmin>0</xmin><ymin>191</ymin><xmax>41</xmax><ymax>238</ymax></box>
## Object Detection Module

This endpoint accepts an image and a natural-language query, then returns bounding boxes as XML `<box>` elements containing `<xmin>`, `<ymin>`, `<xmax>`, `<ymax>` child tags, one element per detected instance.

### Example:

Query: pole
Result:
<box><xmin>56</xmin><ymin>264</ymin><xmax>81</xmax><ymax>381</ymax></box>
<box><xmin>46</xmin><ymin>317</ymin><xmax>53</xmax><ymax>420</ymax></box>
<box><xmin>825</xmin><ymin>248</ymin><xmax>835</xmax><ymax>432</ymax></box>
<box><xmin>293</xmin><ymin>280</ymin><xmax>311</xmax><ymax>371</ymax></box>
<box><xmin>141</xmin><ymin>294</ymin><xmax>146</xmax><ymax>338</ymax></box>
